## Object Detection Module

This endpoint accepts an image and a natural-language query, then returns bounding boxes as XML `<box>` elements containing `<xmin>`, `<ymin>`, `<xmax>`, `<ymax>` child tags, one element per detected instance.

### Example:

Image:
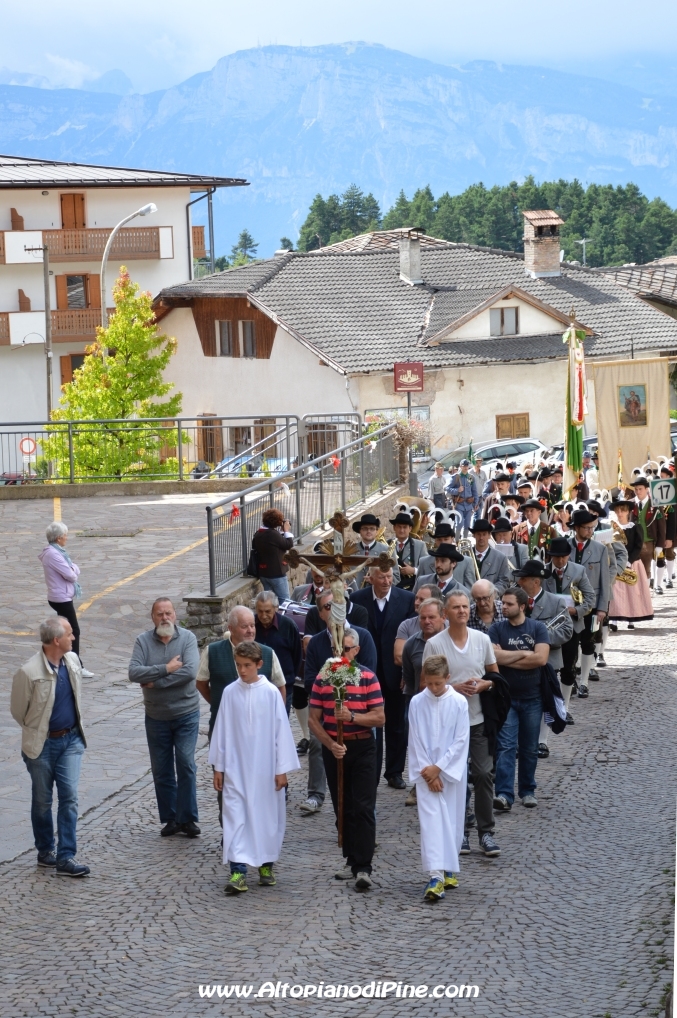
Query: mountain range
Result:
<box><xmin>3</xmin><ymin>42</ymin><xmax>677</xmax><ymax>257</ymax></box>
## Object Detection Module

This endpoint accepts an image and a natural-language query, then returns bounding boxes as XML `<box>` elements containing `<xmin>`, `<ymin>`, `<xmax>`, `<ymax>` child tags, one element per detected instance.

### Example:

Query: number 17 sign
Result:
<box><xmin>650</xmin><ymin>477</ymin><xmax>677</xmax><ymax>506</ymax></box>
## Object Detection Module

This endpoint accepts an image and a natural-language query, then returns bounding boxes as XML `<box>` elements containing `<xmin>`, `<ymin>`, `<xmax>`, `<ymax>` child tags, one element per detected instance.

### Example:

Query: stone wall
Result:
<box><xmin>181</xmin><ymin>482</ymin><xmax>408</xmax><ymax>647</ymax></box>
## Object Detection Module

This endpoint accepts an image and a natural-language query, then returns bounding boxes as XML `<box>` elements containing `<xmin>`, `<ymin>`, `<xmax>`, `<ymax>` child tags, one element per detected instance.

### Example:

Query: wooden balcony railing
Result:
<box><xmin>0</xmin><ymin>227</ymin><xmax>164</xmax><ymax>264</ymax></box>
<box><xmin>192</xmin><ymin>225</ymin><xmax>206</xmax><ymax>260</ymax></box>
<box><xmin>43</xmin><ymin>227</ymin><xmax>161</xmax><ymax>261</ymax></box>
<box><xmin>0</xmin><ymin>308</ymin><xmax>115</xmax><ymax>345</ymax></box>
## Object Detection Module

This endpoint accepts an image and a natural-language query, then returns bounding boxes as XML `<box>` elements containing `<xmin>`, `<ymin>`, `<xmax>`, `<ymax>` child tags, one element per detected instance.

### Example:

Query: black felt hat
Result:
<box><xmin>492</xmin><ymin>517</ymin><xmax>513</xmax><ymax>533</ymax></box>
<box><xmin>549</xmin><ymin>537</ymin><xmax>572</xmax><ymax>556</ymax></box>
<box><xmin>572</xmin><ymin>509</ymin><xmax>597</xmax><ymax>526</ymax></box>
<box><xmin>389</xmin><ymin>512</ymin><xmax>414</xmax><ymax>526</ymax></box>
<box><xmin>430</xmin><ymin>543</ymin><xmax>464</xmax><ymax>562</ymax></box>
<box><xmin>352</xmin><ymin>513</ymin><xmax>380</xmax><ymax>532</ymax></box>
<box><xmin>469</xmin><ymin>519</ymin><xmax>492</xmax><ymax>533</ymax></box>
<box><xmin>514</xmin><ymin>560</ymin><xmax>548</xmax><ymax>578</ymax></box>
<box><xmin>433</xmin><ymin>523</ymin><xmax>454</xmax><ymax>538</ymax></box>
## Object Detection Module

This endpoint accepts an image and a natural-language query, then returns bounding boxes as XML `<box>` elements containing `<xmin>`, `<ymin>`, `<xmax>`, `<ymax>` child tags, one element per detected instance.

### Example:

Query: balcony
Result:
<box><xmin>0</xmin><ymin>308</ymin><xmax>115</xmax><ymax>346</ymax></box>
<box><xmin>0</xmin><ymin>226</ymin><xmax>174</xmax><ymax>264</ymax></box>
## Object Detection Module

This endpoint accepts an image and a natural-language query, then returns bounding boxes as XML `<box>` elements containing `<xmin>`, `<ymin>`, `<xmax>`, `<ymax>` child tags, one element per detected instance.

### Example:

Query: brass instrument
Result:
<box><xmin>457</xmin><ymin>537</ymin><xmax>481</xmax><ymax>581</ymax></box>
<box><xmin>610</xmin><ymin>520</ymin><xmax>628</xmax><ymax>545</ymax></box>
<box><xmin>570</xmin><ymin>582</ymin><xmax>586</xmax><ymax>607</ymax></box>
<box><xmin>544</xmin><ymin>607</ymin><xmax>570</xmax><ymax>632</ymax></box>
<box><xmin>394</xmin><ymin>496</ymin><xmax>435</xmax><ymax>539</ymax></box>
<box><xmin>616</xmin><ymin>566</ymin><xmax>638</xmax><ymax>586</ymax></box>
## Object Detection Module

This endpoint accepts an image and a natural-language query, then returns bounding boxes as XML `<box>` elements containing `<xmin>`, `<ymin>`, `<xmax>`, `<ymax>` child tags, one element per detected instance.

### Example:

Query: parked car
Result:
<box><xmin>418</xmin><ymin>437</ymin><xmax>549</xmax><ymax>497</ymax></box>
<box><xmin>549</xmin><ymin>435</ymin><xmax>598</xmax><ymax>462</ymax></box>
<box><xmin>447</xmin><ymin>438</ymin><xmax>548</xmax><ymax>474</ymax></box>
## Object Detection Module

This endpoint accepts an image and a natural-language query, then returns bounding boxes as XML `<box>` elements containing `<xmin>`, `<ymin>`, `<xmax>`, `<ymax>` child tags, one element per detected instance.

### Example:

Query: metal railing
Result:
<box><xmin>0</xmin><ymin>413</ymin><xmax>362</xmax><ymax>485</ymax></box>
<box><xmin>206</xmin><ymin>424</ymin><xmax>401</xmax><ymax>594</ymax></box>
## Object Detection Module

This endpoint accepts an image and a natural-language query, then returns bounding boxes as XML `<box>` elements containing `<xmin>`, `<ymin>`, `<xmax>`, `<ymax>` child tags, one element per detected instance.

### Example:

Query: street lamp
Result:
<box><xmin>100</xmin><ymin>203</ymin><xmax>157</xmax><ymax>334</ymax></box>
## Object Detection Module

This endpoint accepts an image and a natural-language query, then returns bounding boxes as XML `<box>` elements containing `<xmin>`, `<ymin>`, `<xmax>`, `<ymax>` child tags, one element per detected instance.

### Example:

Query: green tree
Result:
<box><xmin>279</xmin><ymin>237</ymin><xmax>294</xmax><ymax>250</ymax></box>
<box><xmin>43</xmin><ymin>269</ymin><xmax>183</xmax><ymax>480</ymax></box>
<box><xmin>214</xmin><ymin>255</ymin><xmax>230</xmax><ymax>271</ymax></box>
<box><xmin>297</xmin><ymin>186</ymin><xmax>380</xmax><ymax>249</ymax></box>
<box><xmin>382</xmin><ymin>190</ymin><xmax>413</xmax><ymax>229</ymax></box>
<box><xmin>231</xmin><ymin>229</ymin><xmax>258</xmax><ymax>264</ymax></box>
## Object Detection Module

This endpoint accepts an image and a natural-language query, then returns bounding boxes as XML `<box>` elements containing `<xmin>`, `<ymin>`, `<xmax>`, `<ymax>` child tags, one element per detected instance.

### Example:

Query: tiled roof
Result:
<box><xmin>156</xmin><ymin>239</ymin><xmax>677</xmax><ymax>373</ymax></box>
<box><xmin>602</xmin><ymin>263</ymin><xmax>677</xmax><ymax>308</ymax></box>
<box><xmin>522</xmin><ymin>209</ymin><xmax>564</xmax><ymax>226</ymax></box>
<box><xmin>0</xmin><ymin>154</ymin><xmax>248</xmax><ymax>191</ymax></box>
<box><xmin>325</xmin><ymin>229</ymin><xmax>458</xmax><ymax>253</ymax></box>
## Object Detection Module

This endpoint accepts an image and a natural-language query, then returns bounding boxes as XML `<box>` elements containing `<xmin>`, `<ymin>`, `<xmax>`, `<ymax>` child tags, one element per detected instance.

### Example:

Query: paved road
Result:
<box><xmin>0</xmin><ymin>495</ymin><xmax>675</xmax><ymax>1016</ymax></box>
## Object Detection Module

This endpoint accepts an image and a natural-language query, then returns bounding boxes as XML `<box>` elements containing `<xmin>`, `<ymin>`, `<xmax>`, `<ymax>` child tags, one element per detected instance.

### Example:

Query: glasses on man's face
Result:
<box><xmin>475</xmin><ymin>595</ymin><xmax>492</xmax><ymax>603</ymax></box>
<box><xmin>344</xmin><ymin>645</ymin><xmax>357</xmax><ymax>653</ymax></box>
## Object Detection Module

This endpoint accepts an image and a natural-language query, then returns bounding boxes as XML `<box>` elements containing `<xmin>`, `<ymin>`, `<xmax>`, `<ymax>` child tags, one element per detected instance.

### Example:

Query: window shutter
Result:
<box><xmin>489</xmin><ymin>308</ymin><xmax>502</xmax><ymax>336</ymax></box>
<box><xmin>503</xmin><ymin>307</ymin><xmax>518</xmax><ymax>335</ymax></box>
<box><xmin>496</xmin><ymin>415</ymin><xmax>514</xmax><ymax>439</ymax></box>
<box><xmin>87</xmin><ymin>274</ymin><xmax>101</xmax><ymax>309</ymax></box>
<box><xmin>18</xmin><ymin>289</ymin><xmax>31</xmax><ymax>312</ymax></box>
<box><xmin>74</xmin><ymin>193</ymin><xmax>85</xmax><ymax>229</ymax></box>
<box><xmin>60</xmin><ymin>356</ymin><xmax>73</xmax><ymax>386</ymax></box>
<box><xmin>61</xmin><ymin>194</ymin><xmax>75</xmax><ymax>230</ymax></box>
<box><xmin>513</xmin><ymin>414</ymin><xmax>529</xmax><ymax>439</ymax></box>
<box><xmin>55</xmin><ymin>275</ymin><xmax>69</xmax><ymax>310</ymax></box>
<box><xmin>10</xmin><ymin>208</ymin><xmax>24</xmax><ymax>231</ymax></box>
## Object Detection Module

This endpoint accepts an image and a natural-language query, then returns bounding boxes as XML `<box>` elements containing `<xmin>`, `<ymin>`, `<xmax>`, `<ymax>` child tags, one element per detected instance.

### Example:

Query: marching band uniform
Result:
<box><xmin>467</xmin><ymin>520</ymin><xmax>513</xmax><ymax>596</ymax></box>
<box><xmin>542</xmin><ymin>538</ymin><xmax>596</xmax><ymax>713</ymax></box>
<box><xmin>631</xmin><ymin>478</ymin><xmax>666</xmax><ymax>587</ymax></box>
<box><xmin>514</xmin><ymin>499</ymin><xmax>557</xmax><ymax>557</ymax></box>
<box><xmin>389</xmin><ymin>512</ymin><xmax>428</xmax><ymax>592</ymax></box>
<box><xmin>567</xmin><ymin>513</ymin><xmax>611</xmax><ymax>698</ymax></box>
<box><xmin>350</xmin><ymin>513</ymin><xmax>400</xmax><ymax>587</ymax></box>
<box><xmin>418</xmin><ymin>524</ymin><xmax>476</xmax><ymax>589</ymax></box>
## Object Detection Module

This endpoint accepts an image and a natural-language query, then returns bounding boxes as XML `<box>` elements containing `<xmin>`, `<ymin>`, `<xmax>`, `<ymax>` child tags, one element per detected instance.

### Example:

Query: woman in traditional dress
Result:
<box><xmin>608</xmin><ymin>497</ymin><xmax>653</xmax><ymax>629</ymax></box>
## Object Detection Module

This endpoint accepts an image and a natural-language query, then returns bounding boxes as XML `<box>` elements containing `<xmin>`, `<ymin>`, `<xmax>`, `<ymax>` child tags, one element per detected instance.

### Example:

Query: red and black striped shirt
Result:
<box><xmin>310</xmin><ymin>668</ymin><xmax>383</xmax><ymax>738</ymax></box>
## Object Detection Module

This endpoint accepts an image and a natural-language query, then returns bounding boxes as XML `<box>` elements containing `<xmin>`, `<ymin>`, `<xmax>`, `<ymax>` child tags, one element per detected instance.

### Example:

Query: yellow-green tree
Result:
<box><xmin>43</xmin><ymin>269</ymin><xmax>184</xmax><ymax>480</ymax></box>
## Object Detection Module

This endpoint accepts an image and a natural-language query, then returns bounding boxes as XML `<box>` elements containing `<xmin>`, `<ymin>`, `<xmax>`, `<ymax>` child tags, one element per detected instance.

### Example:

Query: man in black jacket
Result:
<box><xmin>351</xmin><ymin>564</ymin><xmax>416</xmax><ymax>788</ymax></box>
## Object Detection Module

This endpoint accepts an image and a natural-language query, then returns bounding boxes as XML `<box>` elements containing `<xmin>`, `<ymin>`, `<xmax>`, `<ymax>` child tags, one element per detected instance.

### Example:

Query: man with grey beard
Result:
<box><xmin>129</xmin><ymin>597</ymin><xmax>201</xmax><ymax>838</ymax></box>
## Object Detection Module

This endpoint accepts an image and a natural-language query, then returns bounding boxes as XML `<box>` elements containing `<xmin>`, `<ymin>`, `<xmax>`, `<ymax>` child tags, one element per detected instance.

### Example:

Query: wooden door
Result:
<box><xmin>60</xmin><ymin>193</ymin><xmax>86</xmax><ymax>229</ymax></box>
<box><xmin>197</xmin><ymin>415</ymin><xmax>224</xmax><ymax>465</ymax></box>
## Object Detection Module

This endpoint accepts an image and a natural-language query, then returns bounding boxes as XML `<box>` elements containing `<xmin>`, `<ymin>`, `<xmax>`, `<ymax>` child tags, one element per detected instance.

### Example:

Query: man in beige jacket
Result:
<box><xmin>11</xmin><ymin>616</ymin><xmax>89</xmax><ymax>876</ymax></box>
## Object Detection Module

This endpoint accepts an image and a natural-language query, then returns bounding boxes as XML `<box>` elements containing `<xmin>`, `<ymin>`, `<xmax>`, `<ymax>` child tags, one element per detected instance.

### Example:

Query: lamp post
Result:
<box><xmin>100</xmin><ymin>203</ymin><xmax>157</xmax><ymax>351</ymax></box>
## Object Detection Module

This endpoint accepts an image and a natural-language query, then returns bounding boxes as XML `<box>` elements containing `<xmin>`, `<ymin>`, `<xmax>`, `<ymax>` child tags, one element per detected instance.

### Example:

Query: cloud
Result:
<box><xmin>45</xmin><ymin>54</ymin><xmax>98</xmax><ymax>89</ymax></box>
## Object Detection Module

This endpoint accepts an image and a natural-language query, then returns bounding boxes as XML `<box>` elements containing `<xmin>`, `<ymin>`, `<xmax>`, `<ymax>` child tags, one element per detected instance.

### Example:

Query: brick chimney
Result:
<box><xmin>399</xmin><ymin>227</ymin><xmax>424</xmax><ymax>285</ymax></box>
<box><xmin>522</xmin><ymin>210</ymin><xmax>564</xmax><ymax>278</ymax></box>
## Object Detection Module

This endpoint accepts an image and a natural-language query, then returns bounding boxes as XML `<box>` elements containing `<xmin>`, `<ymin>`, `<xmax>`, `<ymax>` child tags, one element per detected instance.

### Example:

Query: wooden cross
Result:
<box><xmin>328</xmin><ymin>510</ymin><xmax>351</xmax><ymax>554</ymax></box>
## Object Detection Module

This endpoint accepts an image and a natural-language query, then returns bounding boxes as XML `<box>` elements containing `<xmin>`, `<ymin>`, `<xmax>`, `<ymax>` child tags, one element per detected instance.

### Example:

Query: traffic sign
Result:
<box><xmin>19</xmin><ymin>437</ymin><xmax>37</xmax><ymax>456</ymax></box>
<box><xmin>650</xmin><ymin>477</ymin><xmax>677</xmax><ymax>506</ymax></box>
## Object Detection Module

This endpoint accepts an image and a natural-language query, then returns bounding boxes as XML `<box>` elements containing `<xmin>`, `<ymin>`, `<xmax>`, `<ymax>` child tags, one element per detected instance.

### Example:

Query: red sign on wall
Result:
<box><xmin>393</xmin><ymin>362</ymin><xmax>425</xmax><ymax>392</ymax></box>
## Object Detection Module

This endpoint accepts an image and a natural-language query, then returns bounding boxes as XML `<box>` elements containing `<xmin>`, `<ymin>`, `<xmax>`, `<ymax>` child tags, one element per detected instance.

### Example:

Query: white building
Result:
<box><xmin>153</xmin><ymin>217</ymin><xmax>677</xmax><ymax>458</ymax></box>
<box><xmin>0</xmin><ymin>155</ymin><xmax>247</xmax><ymax>420</ymax></box>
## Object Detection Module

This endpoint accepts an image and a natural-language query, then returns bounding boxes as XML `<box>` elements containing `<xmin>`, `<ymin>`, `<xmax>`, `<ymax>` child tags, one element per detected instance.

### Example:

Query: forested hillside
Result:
<box><xmin>298</xmin><ymin>178</ymin><xmax>677</xmax><ymax>267</ymax></box>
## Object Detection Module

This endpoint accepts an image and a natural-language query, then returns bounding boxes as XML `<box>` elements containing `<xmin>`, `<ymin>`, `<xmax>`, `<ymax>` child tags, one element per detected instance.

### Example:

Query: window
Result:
<box><xmin>496</xmin><ymin>414</ymin><xmax>530</xmax><ymax>440</ymax></box>
<box><xmin>66</xmin><ymin>276</ymin><xmax>87</xmax><ymax>309</ymax></box>
<box><xmin>59</xmin><ymin>354</ymin><xmax>86</xmax><ymax>386</ymax></box>
<box><xmin>55</xmin><ymin>274</ymin><xmax>100</xmax><ymax>310</ymax></box>
<box><xmin>240</xmin><ymin>320</ymin><xmax>256</xmax><ymax>357</ymax></box>
<box><xmin>60</xmin><ymin>193</ymin><xmax>86</xmax><ymax>230</ymax></box>
<box><xmin>489</xmin><ymin>306</ymin><xmax>519</xmax><ymax>336</ymax></box>
<box><xmin>515</xmin><ymin>441</ymin><xmax>539</xmax><ymax>454</ymax></box>
<box><xmin>218</xmin><ymin>321</ymin><xmax>237</xmax><ymax>357</ymax></box>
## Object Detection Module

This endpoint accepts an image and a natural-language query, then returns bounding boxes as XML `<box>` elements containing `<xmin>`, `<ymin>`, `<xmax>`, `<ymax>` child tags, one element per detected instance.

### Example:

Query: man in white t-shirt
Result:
<box><xmin>423</xmin><ymin>591</ymin><xmax>501</xmax><ymax>858</ymax></box>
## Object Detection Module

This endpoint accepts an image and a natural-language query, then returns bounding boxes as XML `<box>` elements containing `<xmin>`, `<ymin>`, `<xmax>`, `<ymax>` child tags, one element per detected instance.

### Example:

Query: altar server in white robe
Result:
<box><xmin>209</xmin><ymin>641</ymin><xmax>300</xmax><ymax>895</ymax></box>
<box><xmin>408</xmin><ymin>654</ymin><xmax>470</xmax><ymax>902</ymax></box>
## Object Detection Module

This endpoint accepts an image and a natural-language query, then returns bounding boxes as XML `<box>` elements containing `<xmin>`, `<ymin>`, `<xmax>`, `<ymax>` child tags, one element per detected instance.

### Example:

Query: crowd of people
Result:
<box><xmin>9</xmin><ymin>457</ymin><xmax>673</xmax><ymax>898</ymax></box>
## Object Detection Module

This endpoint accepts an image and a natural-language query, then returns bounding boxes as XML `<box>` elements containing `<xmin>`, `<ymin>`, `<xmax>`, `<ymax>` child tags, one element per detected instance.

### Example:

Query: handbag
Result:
<box><xmin>246</xmin><ymin>544</ymin><xmax>259</xmax><ymax>577</ymax></box>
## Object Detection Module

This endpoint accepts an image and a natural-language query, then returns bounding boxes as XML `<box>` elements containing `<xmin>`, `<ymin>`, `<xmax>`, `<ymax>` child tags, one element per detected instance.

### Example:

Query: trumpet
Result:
<box><xmin>457</xmin><ymin>537</ymin><xmax>481</xmax><ymax>581</ymax></box>
<box><xmin>544</xmin><ymin>607</ymin><xmax>570</xmax><ymax>632</ymax></box>
<box><xmin>616</xmin><ymin>566</ymin><xmax>638</xmax><ymax>585</ymax></box>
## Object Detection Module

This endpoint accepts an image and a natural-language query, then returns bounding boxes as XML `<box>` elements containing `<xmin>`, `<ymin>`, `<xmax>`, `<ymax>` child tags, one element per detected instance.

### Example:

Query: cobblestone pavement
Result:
<box><xmin>0</xmin><ymin>495</ymin><xmax>675</xmax><ymax>1017</ymax></box>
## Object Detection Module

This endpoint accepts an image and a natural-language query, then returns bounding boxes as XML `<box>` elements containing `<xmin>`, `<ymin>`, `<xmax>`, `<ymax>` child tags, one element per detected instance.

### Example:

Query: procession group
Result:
<box><xmin>10</xmin><ymin>450</ymin><xmax>674</xmax><ymax>901</ymax></box>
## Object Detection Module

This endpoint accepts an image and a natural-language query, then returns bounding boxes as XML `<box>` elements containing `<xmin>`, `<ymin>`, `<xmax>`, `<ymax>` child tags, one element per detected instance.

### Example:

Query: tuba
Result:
<box><xmin>395</xmin><ymin>496</ymin><xmax>435</xmax><ymax>539</ymax></box>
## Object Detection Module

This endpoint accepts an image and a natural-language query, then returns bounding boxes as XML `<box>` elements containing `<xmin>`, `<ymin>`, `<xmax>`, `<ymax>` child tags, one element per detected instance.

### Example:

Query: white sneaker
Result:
<box><xmin>299</xmin><ymin>797</ymin><xmax>321</xmax><ymax>814</ymax></box>
<box><xmin>81</xmin><ymin>668</ymin><xmax>95</xmax><ymax>678</ymax></box>
<box><xmin>521</xmin><ymin>794</ymin><xmax>538</xmax><ymax>808</ymax></box>
<box><xmin>334</xmin><ymin>864</ymin><xmax>353</xmax><ymax>880</ymax></box>
<box><xmin>355</xmin><ymin>871</ymin><xmax>373</xmax><ymax>890</ymax></box>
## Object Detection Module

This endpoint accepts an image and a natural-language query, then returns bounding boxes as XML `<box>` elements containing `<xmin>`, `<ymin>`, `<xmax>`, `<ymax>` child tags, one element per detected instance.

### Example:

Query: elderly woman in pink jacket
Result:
<box><xmin>38</xmin><ymin>522</ymin><xmax>94</xmax><ymax>677</ymax></box>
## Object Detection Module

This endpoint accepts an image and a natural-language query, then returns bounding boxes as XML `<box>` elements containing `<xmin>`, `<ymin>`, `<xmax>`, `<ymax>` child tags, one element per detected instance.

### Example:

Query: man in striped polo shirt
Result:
<box><xmin>309</xmin><ymin>630</ymin><xmax>385</xmax><ymax>892</ymax></box>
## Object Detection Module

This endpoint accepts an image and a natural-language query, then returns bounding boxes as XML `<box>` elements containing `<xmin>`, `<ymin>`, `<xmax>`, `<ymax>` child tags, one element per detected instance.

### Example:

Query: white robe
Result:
<box><xmin>208</xmin><ymin>676</ymin><xmax>300</xmax><ymax>867</ymax></box>
<box><xmin>408</xmin><ymin>685</ymin><xmax>470</xmax><ymax>873</ymax></box>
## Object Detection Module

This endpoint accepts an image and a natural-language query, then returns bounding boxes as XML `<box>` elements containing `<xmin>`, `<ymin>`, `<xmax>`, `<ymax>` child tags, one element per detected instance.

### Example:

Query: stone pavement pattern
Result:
<box><xmin>0</xmin><ymin>494</ymin><xmax>675</xmax><ymax>1016</ymax></box>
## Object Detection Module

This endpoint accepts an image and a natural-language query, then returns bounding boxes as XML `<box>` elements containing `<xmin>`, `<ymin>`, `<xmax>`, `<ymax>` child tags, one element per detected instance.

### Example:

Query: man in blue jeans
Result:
<box><xmin>488</xmin><ymin>587</ymin><xmax>549</xmax><ymax>810</ymax></box>
<box><xmin>11</xmin><ymin>616</ymin><xmax>89</xmax><ymax>876</ymax></box>
<box><xmin>129</xmin><ymin>598</ymin><xmax>201</xmax><ymax>837</ymax></box>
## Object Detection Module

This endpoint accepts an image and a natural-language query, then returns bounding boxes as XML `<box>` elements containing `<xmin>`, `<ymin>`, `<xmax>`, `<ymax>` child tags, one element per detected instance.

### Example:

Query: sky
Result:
<box><xmin>2</xmin><ymin>0</ymin><xmax>677</xmax><ymax>93</ymax></box>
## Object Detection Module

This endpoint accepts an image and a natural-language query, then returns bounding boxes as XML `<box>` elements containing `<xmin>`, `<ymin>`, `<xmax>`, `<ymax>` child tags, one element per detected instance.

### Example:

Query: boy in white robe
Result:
<box><xmin>408</xmin><ymin>654</ymin><xmax>470</xmax><ymax>902</ymax></box>
<box><xmin>209</xmin><ymin>641</ymin><xmax>299</xmax><ymax>894</ymax></box>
